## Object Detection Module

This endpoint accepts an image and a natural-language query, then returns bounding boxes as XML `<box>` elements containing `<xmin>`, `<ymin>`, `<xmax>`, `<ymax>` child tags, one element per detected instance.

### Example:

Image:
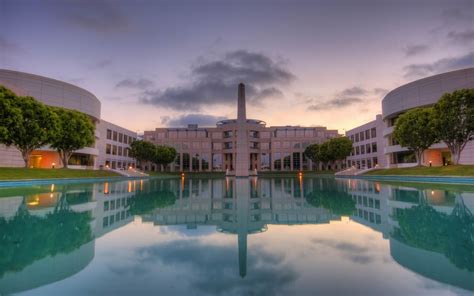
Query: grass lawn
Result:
<box><xmin>365</xmin><ymin>165</ymin><xmax>474</xmax><ymax>177</ymax></box>
<box><xmin>0</xmin><ymin>167</ymin><xmax>121</xmax><ymax>180</ymax></box>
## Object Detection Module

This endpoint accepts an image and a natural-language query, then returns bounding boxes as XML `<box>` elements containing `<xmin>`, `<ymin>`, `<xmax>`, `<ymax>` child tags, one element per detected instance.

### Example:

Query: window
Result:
<box><xmin>103</xmin><ymin>217</ymin><xmax>108</xmax><ymax>227</ymax></box>
<box><xmin>355</xmin><ymin>133</ymin><xmax>359</xmax><ymax>142</ymax></box>
<box><xmin>366</xmin><ymin>143</ymin><xmax>371</xmax><ymax>154</ymax></box>
<box><xmin>224</xmin><ymin>142</ymin><xmax>233</xmax><ymax>149</ymax></box>
<box><xmin>223</xmin><ymin>131</ymin><xmax>233</xmax><ymax>138</ymax></box>
<box><xmin>361</xmin><ymin>145</ymin><xmax>365</xmax><ymax>154</ymax></box>
<box><xmin>124</xmin><ymin>135</ymin><xmax>128</xmax><ymax>144</ymax></box>
<box><xmin>350</xmin><ymin>135</ymin><xmax>354</xmax><ymax>143</ymax></box>
<box><xmin>360</xmin><ymin>131</ymin><xmax>365</xmax><ymax>141</ymax></box>
<box><xmin>372</xmin><ymin>142</ymin><xmax>377</xmax><ymax>152</ymax></box>
<box><xmin>292</xmin><ymin>152</ymin><xmax>300</xmax><ymax>170</ymax></box>
<box><xmin>371</xmin><ymin>128</ymin><xmax>376</xmax><ymax>138</ymax></box>
<box><xmin>112</xmin><ymin>145</ymin><xmax>117</xmax><ymax>155</ymax></box>
<box><xmin>375</xmin><ymin>199</ymin><xmax>380</xmax><ymax>209</ymax></box>
<box><xmin>119</xmin><ymin>133</ymin><xmax>123</xmax><ymax>143</ymax></box>
<box><xmin>373</xmin><ymin>157</ymin><xmax>378</xmax><ymax>166</ymax></box>
<box><xmin>107</xmin><ymin>129</ymin><xmax>112</xmax><ymax>140</ymax></box>
<box><xmin>118</xmin><ymin>146</ymin><xmax>123</xmax><ymax>156</ymax></box>
<box><xmin>356</xmin><ymin>146</ymin><xmax>360</xmax><ymax>155</ymax></box>
<box><xmin>106</xmin><ymin>144</ymin><xmax>111</xmax><ymax>154</ymax></box>
<box><xmin>113</xmin><ymin>131</ymin><xmax>118</xmax><ymax>141</ymax></box>
<box><xmin>104</xmin><ymin>201</ymin><xmax>109</xmax><ymax>211</ymax></box>
<box><xmin>365</xmin><ymin>130</ymin><xmax>370</xmax><ymax>140</ymax></box>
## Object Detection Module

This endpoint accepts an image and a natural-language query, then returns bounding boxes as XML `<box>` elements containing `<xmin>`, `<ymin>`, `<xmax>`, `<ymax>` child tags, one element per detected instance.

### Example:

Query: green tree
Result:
<box><xmin>0</xmin><ymin>90</ymin><xmax>59</xmax><ymax>168</ymax></box>
<box><xmin>153</xmin><ymin>145</ymin><xmax>177</xmax><ymax>171</ymax></box>
<box><xmin>304</xmin><ymin>143</ymin><xmax>320</xmax><ymax>170</ymax></box>
<box><xmin>393</xmin><ymin>107</ymin><xmax>437</xmax><ymax>166</ymax></box>
<box><xmin>129</xmin><ymin>140</ymin><xmax>157</xmax><ymax>169</ymax></box>
<box><xmin>328</xmin><ymin>137</ymin><xmax>352</xmax><ymax>169</ymax></box>
<box><xmin>318</xmin><ymin>141</ymin><xmax>332</xmax><ymax>169</ymax></box>
<box><xmin>50</xmin><ymin>107</ymin><xmax>95</xmax><ymax>168</ymax></box>
<box><xmin>0</xmin><ymin>86</ymin><xmax>22</xmax><ymax>143</ymax></box>
<box><xmin>432</xmin><ymin>89</ymin><xmax>474</xmax><ymax>165</ymax></box>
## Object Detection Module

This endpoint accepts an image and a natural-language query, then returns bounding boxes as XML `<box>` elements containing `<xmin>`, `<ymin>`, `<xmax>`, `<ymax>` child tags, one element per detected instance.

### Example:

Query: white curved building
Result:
<box><xmin>0</xmin><ymin>69</ymin><xmax>136</xmax><ymax>169</ymax></box>
<box><xmin>382</xmin><ymin>68</ymin><xmax>474</xmax><ymax>167</ymax></box>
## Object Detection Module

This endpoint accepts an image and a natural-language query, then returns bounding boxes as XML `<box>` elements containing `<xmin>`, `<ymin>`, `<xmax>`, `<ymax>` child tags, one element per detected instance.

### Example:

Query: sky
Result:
<box><xmin>1</xmin><ymin>0</ymin><xmax>473</xmax><ymax>134</ymax></box>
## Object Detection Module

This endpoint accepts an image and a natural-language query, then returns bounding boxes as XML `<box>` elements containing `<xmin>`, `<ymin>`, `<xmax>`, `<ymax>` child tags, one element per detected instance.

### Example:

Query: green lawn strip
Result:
<box><xmin>369</xmin><ymin>180</ymin><xmax>474</xmax><ymax>193</ymax></box>
<box><xmin>0</xmin><ymin>168</ymin><xmax>120</xmax><ymax>180</ymax></box>
<box><xmin>364</xmin><ymin>165</ymin><xmax>474</xmax><ymax>177</ymax></box>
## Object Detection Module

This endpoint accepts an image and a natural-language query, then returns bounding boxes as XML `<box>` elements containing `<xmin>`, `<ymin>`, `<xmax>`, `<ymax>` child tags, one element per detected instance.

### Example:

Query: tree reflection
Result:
<box><xmin>127</xmin><ymin>180</ymin><xmax>177</xmax><ymax>215</ymax></box>
<box><xmin>393</xmin><ymin>196</ymin><xmax>474</xmax><ymax>271</ymax></box>
<box><xmin>0</xmin><ymin>193</ymin><xmax>93</xmax><ymax>277</ymax></box>
<box><xmin>304</xmin><ymin>179</ymin><xmax>355</xmax><ymax>216</ymax></box>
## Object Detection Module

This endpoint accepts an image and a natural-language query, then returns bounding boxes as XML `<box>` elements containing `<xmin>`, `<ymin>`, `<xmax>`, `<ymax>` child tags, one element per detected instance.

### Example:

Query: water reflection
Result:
<box><xmin>0</xmin><ymin>177</ymin><xmax>472</xmax><ymax>295</ymax></box>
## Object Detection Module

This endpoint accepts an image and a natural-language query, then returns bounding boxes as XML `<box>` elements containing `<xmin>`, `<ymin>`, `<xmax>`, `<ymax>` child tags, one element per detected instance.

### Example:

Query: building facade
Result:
<box><xmin>0</xmin><ymin>69</ymin><xmax>135</xmax><ymax>169</ymax></box>
<box><xmin>144</xmin><ymin>84</ymin><xmax>340</xmax><ymax>173</ymax></box>
<box><xmin>345</xmin><ymin>114</ymin><xmax>386</xmax><ymax>169</ymax></box>
<box><xmin>96</xmin><ymin>120</ymin><xmax>137</xmax><ymax>170</ymax></box>
<box><xmin>382</xmin><ymin>68</ymin><xmax>474</xmax><ymax>167</ymax></box>
<box><xmin>345</xmin><ymin>68</ymin><xmax>474</xmax><ymax>168</ymax></box>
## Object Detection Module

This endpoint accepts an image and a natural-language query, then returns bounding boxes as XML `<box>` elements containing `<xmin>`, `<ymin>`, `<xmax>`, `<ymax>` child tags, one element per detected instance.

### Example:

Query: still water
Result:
<box><xmin>0</xmin><ymin>176</ymin><xmax>473</xmax><ymax>296</ymax></box>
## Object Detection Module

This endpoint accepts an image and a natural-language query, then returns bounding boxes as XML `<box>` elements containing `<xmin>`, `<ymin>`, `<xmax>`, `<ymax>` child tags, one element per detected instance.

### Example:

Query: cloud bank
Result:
<box><xmin>140</xmin><ymin>50</ymin><xmax>295</xmax><ymax>111</ymax></box>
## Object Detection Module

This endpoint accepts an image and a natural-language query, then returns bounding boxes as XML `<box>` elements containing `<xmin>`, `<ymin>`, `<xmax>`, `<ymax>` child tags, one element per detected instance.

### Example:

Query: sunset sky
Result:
<box><xmin>1</xmin><ymin>0</ymin><xmax>472</xmax><ymax>133</ymax></box>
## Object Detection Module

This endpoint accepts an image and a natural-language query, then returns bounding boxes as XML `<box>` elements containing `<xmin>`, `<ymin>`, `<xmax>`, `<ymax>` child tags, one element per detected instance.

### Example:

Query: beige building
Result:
<box><xmin>345</xmin><ymin>114</ymin><xmax>386</xmax><ymax>169</ymax></box>
<box><xmin>0</xmin><ymin>69</ymin><xmax>136</xmax><ymax>169</ymax></box>
<box><xmin>144</xmin><ymin>84</ymin><xmax>340</xmax><ymax>173</ymax></box>
<box><xmin>96</xmin><ymin>120</ymin><xmax>137</xmax><ymax>170</ymax></box>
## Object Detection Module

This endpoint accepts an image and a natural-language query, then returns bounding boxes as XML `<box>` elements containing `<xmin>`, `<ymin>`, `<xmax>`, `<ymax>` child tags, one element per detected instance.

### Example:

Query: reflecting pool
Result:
<box><xmin>0</xmin><ymin>176</ymin><xmax>473</xmax><ymax>295</ymax></box>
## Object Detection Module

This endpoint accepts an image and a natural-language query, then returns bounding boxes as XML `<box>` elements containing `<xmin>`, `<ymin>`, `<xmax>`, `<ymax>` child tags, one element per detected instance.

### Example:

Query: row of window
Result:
<box><xmin>166</xmin><ymin>152</ymin><xmax>310</xmax><ymax>171</ymax></box>
<box><xmin>106</xmin><ymin>129</ymin><xmax>136</xmax><ymax>144</ymax></box>
<box><xmin>166</xmin><ymin>141</ymin><xmax>310</xmax><ymax>151</ymax></box>
<box><xmin>105</xmin><ymin>160</ymin><xmax>135</xmax><ymax>169</ymax></box>
<box><xmin>351</xmin><ymin>142</ymin><xmax>377</xmax><ymax>156</ymax></box>
<box><xmin>348</xmin><ymin>157</ymin><xmax>379</xmax><ymax>169</ymax></box>
<box><xmin>104</xmin><ymin>197</ymin><xmax>130</xmax><ymax>211</ymax></box>
<box><xmin>355</xmin><ymin>209</ymin><xmax>382</xmax><ymax>224</ymax></box>
<box><xmin>354</xmin><ymin>195</ymin><xmax>381</xmax><ymax>209</ymax></box>
<box><xmin>102</xmin><ymin>210</ymin><xmax>131</xmax><ymax>228</ymax></box>
<box><xmin>149</xmin><ymin>129</ymin><xmax>336</xmax><ymax>140</ymax></box>
<box><xmin>106</xmin><ymin>144</ymin><xmax>132</xmax><ymax>157</ymax></box>
<box><xmin>350</xmin><ymin>127</ymin><xmax>376</xmax><ymax>143</ymax></box>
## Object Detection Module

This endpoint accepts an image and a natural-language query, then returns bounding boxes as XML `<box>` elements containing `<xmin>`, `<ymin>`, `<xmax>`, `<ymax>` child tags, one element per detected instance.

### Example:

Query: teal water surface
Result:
<box><xmin>0</xmin><ymin>176</ymin><xmax>473</xmax><ymax>295</ymax></box>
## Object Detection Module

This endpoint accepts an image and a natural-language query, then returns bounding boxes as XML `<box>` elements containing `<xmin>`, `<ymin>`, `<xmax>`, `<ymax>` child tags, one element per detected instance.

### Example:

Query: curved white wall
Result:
<box><xmin>382</xmin><ymin>68</ymin><xmax>474</xmax><ymax>120</ymax></box>
<box><xmin>0</xmin><ymin>69</ymin><xmax>102</xmax><ymax>168</ymax></box>
<box><xmin>382</xmin><ymin>68</ymin><xmax>474</xmax><ymax>166</ymax></box>
<box><xmin>0</xmin><ymin>69</ymin><xmax>101</xmax><ymax>119</ymax></box>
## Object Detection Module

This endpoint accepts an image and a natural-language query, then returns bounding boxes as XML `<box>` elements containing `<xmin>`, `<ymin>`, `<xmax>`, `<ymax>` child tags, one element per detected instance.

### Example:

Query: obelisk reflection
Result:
<box><xmin>235</xmin><ymin>177</ymin><xmax>250</xmax><ymax>278</ymax></box>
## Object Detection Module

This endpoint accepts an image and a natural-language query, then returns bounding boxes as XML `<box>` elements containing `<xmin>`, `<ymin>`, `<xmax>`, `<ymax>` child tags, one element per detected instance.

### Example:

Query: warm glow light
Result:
<box><xmin>104</xmin><ymin>182</ymin><xmax>109</xmax><ymax>194</ymax></box>
<box><xmin>128</xmin><ymin>181</ymin><xmax>132</xmax><ymax>193</ymax></box>
<box><xmin>50</xmin><ymin>184</ymin><xmax>55</xmax><ymax>192</ymax></box>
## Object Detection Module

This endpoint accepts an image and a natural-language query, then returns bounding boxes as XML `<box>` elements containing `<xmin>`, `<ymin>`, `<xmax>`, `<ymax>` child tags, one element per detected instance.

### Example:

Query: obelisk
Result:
<box><xmin>235</xmin><ymin>83</ymin><xmax>250</xmax><ymax>177</ymax></box>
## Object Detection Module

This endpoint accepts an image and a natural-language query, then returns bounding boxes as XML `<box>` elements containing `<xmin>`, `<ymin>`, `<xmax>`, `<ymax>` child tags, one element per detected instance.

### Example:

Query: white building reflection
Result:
<box><xmin>346</xmin><ymin>179</ymin><xmax>474</xmax><ymax>291</ymax></box>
